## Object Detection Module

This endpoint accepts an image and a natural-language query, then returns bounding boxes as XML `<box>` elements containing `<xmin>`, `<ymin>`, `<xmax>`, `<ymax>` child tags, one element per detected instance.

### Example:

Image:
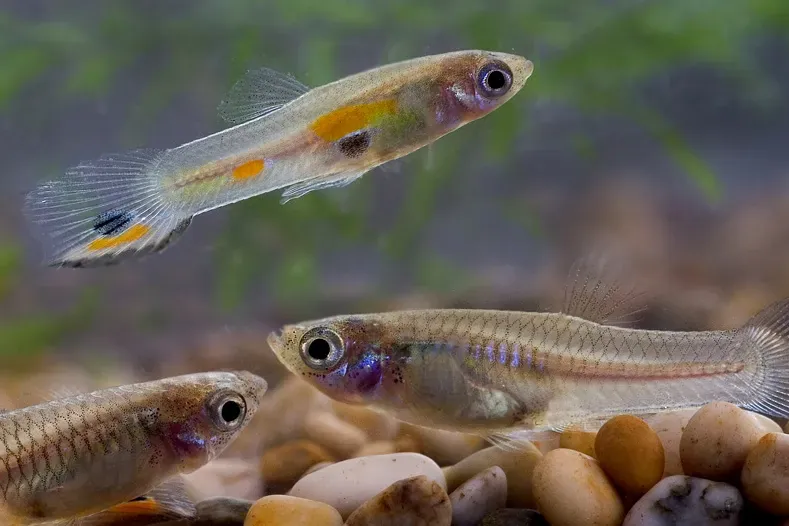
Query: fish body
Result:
<box><xmin>0</xmin><ymin>371</ymin><xmax>266</xmax><ymax>525</ymax></box>
<box><xmin>24</xmin><ymin>50</ymin><xmax>533</xmax><ymax>268</ymax></box>
<box><xmin>267</xmin><ymin>257</ymin><xmax>789</xmax><ymax>444</ymax></box>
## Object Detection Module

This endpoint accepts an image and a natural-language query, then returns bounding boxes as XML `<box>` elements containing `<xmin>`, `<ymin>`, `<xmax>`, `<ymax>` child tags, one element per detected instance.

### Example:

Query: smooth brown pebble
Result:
<box><xmin>680</xmin><ymin>401</ymin><xmax>765</xmax><ymax>481</ymax></box>
<box><xmin>399</xmin><ymin>423</ymin><xmax>487</xmax><ymax>465</ymax></box>
<box><xmin>444</xmin><ymin>443</ymin><xmax>542</xmax><ymax>508</ymax></box>
<box><xmin>645</xmin><ymin>409</ymin><xmax>697</xmax><ymax>477</ymax></box>
<box><xmin>353</xmin><ymin>440</ymin><xmax>398</xmax><ymax>458</ymax></box>
<box><xmin>345</xmin><ymin>475</ymin><xmax>451</xmax><ymax>526</ymax></box>
<box><xmin>560</xmin><ymin>429</ymin><xmax>597</xmax><ymax>458</ymax></box>
<box><xmin>244</xmin><ymin>495</ymin><xmax>343</xmax><ymax>526</ymax></box>
<box><xmin>394</xmin><ymin>434</ymin><xmax>422</xmax><ymax>453</ymax></box>
<box><xmin>741</xmin><ymin>432</ymin><xmax>789</xmax><ymax>516</ymax></box>
<box><xmin>450</xmin><ymin>466</ymin><xmax>507</xmax><ymax>526</ymax></box>
<box><xmin>480</xmin><ymin>508</ymin><xmax>550</xmax><ymax>526</ymax></box>
<box><xmin>595</xmin><ymin>415</ymin><xmax>664</xmax><ymax>496</ymax></box>
<box><xmin>304</xmin><ymin>411</ymin><xmax>368</xmax><ymax>458</ymax></box>
<box><xmin>260</xmin><ymin>439</ymin><xmax>334</xmax><ymax>491</ymax></box>
<box><xmin>331</xmin><ymin>401</ymin><xmax>400</xmax><ymax>440</ymax></box>
<box><xmin>532</xmin><ymin>448</ymin><xmax>624</xmax><ymax>526</ymax></box>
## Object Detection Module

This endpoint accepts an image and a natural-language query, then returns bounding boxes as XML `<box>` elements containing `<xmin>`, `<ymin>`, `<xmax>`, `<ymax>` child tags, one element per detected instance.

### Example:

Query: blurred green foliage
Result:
<box><xmin>2</xmin><ymin>0</ymin><xmax>788</xmax><ymax>310</ymax></box>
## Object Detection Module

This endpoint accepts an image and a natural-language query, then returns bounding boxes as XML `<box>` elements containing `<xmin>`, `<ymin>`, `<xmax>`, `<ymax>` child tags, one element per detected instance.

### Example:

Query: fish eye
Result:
<box><xmin>299</xmin><ymin>327</ymin><xmax>345</xmax><ymax>370</ymax></box>
<box><xmin>207</xmin><ymin>390</ymin><xmax>247</xmax><ymax>431</ymax></box>
<box><xmin>477</xmin><ymin>60</ymin><xmax>513</xmax><ymax>98</ymax></box>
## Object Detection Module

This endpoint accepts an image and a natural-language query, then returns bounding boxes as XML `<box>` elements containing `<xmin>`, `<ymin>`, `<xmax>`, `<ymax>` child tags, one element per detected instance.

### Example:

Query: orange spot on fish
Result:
<box><xmin>232</xmin><ymin>159</ymin><xmax>265</xmax><ymax>180</ymax></box>
<box><xmin>310</xmin><ymin>100</ymin><xmax>397</xmax><ymax>142</ymax></box>
<box><xmin>103</xmin><ymin>499</ymin><xmax>163</xmax><ymax>516</ymax></box>
<box><xmin>88</xmin><ymin>224</ymin><xmax>151</xmax><ymax>251</ymax></box>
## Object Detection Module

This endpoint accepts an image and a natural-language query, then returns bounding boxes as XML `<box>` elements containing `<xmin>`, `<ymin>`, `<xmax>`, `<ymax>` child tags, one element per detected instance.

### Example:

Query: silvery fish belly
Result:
<box><xmin>267</xmin><ymin>255</ymin><xmax>789</xmax><ymax>446</ymax></box>
<box><xmin>24</xmin><ymin>50</ymin><xmax>533</xmax><ymax>268</ymax></box>
<box><xmin>0</xmin><ymin>371</ymin><xmax>266</xmax><ymax>525</ymax></box>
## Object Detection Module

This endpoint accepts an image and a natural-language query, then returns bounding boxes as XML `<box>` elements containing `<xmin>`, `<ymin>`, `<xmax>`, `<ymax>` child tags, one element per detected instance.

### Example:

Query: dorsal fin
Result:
<box><xmin>217</xmin><ymin>67</ymin><xmax>310</xmax><ymax>125</ymax></box>
<box><xmin>561</xmin><ymin>252</ymin><xmax>648</xmax><ymax>326</ymax></box>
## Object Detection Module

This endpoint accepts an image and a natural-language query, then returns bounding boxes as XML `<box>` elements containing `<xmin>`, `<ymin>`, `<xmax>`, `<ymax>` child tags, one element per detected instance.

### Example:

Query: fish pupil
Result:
<box><xmin>486</xmin><ymin>70</ymin><xmax>506</xmax><ymax>90</ymax></box>
<box><xmin>338</xmin><ymin>131</ymin><xmax>371</xmax><ymax>158</ymax></box>
<box><xmin>307</xmin><ymin>338</ymin><xmax>331</xmax><ymax>360</ymax></box>
<box><xmin>93</xmin><ymin>208</ymin><xmax>133</xmax><ymax>236</ymax></box>
<box><xmin>220</xmin><ymin>400</ymin><xmax>241</xmax><ymax>422</ymax></box>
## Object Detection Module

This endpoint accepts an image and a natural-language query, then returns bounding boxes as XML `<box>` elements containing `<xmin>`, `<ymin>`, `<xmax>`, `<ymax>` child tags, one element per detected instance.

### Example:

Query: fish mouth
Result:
<box><xmin>266</xmin><ymin>329</ymin><xmax>284</xmax><ymax>354</ymax></box>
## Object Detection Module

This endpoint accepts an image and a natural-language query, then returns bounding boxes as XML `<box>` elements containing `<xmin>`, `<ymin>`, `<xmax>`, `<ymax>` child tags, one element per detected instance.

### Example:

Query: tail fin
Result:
<box><xmin>24</xmin><ymin>149</ymin><xmax>192</xmax><ymax>268</ymax></box>
<box><xmin>740</xmin><ymin>298</ymin><xmax>789</xmax><ymax>418</ymax></box>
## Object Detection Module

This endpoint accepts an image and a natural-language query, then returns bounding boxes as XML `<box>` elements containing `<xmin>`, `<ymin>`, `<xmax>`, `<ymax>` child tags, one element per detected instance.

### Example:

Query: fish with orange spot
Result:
<box><xmin>267</xmin><ymin>255</ymin><xmax>789</xmax><ymax>448</ymax></box>
<box><xmin>0</xmin><ymin>371</ymin><xmax>266</xmax><ymax>524</ymax></box>
<box><xmin>24</xmin><ymin>50</ymin><xmax>533</xmax><ymax>267</ymax></box>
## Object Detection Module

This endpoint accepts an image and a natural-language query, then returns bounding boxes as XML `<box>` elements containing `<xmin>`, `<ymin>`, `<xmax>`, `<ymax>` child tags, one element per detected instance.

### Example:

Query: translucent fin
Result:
<box><xmin>73</xmin><ymin>476</ymin><xmax>196</xmax><ymax>525</ymax></box>
<box><xmin>279</xmin><ymin>170</ymin><xmax>367</xmax><ymax>204</ymax></box>
<box><xmin>486</xmin><ymin>429</ymin><xmax>559</xmax><ymax>451</ymax></box>
<box><xmin>24</xmin><ymin>149</ymin><xmax>193</xmax><ymax>268</ymax></box>
<box><xmin>217</xmin><ymin>67</ymin><xmax>310</xmax><ymax>125</ymax></box>
<box><xmin>740</xmin><ymin>298</ymin><xmax>789</xmax><ymax>418</ymax></box>
<box><xmin>561</xmin><ymin>252</ymin><xmax>647</xmax><ymax>326</ymax></box>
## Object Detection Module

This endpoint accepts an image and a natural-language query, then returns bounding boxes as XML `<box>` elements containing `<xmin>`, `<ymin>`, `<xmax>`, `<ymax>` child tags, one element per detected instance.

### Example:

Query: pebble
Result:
<box><xmin>645</xmin><ymin>409</ymin><xmax>697</xmax><ymax>477</ymax></box>
<box><xmin>532</xmin><ymin>448</ymin><xmax>624</xmax><ymax>526</ymax></box>
<box><xmin>622</xmin><ymin>475</ymin><xmax>743</xmax><ymax>526</ymax></box>
<box><xmin>303</xmin><ymin>461</ymin><xmax>334</xmax><ymax>476</ymax></box>
<box><xmin>260</xmin><ymin>439</ymin><xmax>335</xmax><ymax>492</ymax></box>
<box><xmin>479</xmin><ymin>508</ymin><xmax>550</xmax><ymax>526</ymax></box>
<box><xmin>398</xmin><ymin>423</ymin><xmax>487</xmax><ymax>465</ymax></box>
<box><xmin>194</xmin><ymin>497</ymin><xmax>253</xmax><ymax>525</ymax></box>
<box><xmin>182</xmin><ymin>458</ymin><xmax>263</xmax><ymax>501</ymax></box>
<box><xmin>559</xmin><ymin>429</ymin><xmax>597</xmax><ymax>458</ymax></box>
<box><xmin>353</xmin><ymin>440</ymin><xmax>398</xmax><ymax>458</ymax></box>
<box><xmin>594</xmin><ymin>415</ymin><xmax>665</xmax><ymax>496</ymax></box>
<box><xmin>753</xmin><ymin>413</ymin><xmax>783</xmax><ymax>434</ymax></box>
<box><xmin>331</xmin><ymin>401</ymin><xmax>400</xmax><ymax>440</ymax></box>
<box><xmin>244</xmin><ymin>495</ymin><xmax>343</xmax><ymax>526</ymax></box>
<box><xmin>679</xmin><ymin>401</ymin><xmax>766</xmax><ymax>481</ymax></box>
<box><xmin>444</xmin><ymin>443</ymin><xmax>542</xmax><ymax>508</ymax></box>
<box><xmin>449</xmin><ymin>466</ymin><xmax>507</xmax><ymax>526</ymax></box>
<box><xmin>741</xmin><ymin>432</ymin><xmax>789</xmax><ymax>516</ymax></box>
<box><xmin>303</xmin><ymin>411</ymin><xmax>368</xmax><ymax>458</ymax></box>
<box><xmin>344</xmin><ymin>475</ymin><xmax>452</xmax><ymax>526</ymax></box>
<box><xmin>288</xmin><ymin>452</ymin><xmax>446</xmax><ymax>518</ymax></box>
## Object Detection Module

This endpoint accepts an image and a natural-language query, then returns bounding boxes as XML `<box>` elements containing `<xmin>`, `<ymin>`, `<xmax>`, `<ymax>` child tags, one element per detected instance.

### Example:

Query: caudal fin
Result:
<box><xmin>740</xmin><ymin>298</ymin><xmax>789</xmax><ymax>418</ymax></box>
<box><xmin>24</xmin><ymin>149</ymin><xmax>192</xmax><ymax>268</ymax></box>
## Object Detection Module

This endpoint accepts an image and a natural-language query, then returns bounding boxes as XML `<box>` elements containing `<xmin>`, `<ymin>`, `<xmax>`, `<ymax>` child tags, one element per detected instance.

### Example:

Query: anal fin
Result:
<box><xmin>279</xmin><ymin>169</ymin><xmax>368</xmax><ymax>204</ymax></box>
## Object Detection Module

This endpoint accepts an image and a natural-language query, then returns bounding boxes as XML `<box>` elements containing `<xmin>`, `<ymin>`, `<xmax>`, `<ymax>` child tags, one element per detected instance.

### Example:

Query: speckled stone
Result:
<box><xmin>741</xmin><ymin>432</ymin><xmax>789</xmax><ymax>516</ymax></box>
<box><xmin>622</xmin><ymin>475</ymin><xmax>743</xmax><ymax>526</ymax></box>
<box><xmin>344</xmin><ymin>475</ymin><xmax>451</xmax><ymax>526</ymax></box>
<box><xmin>244</xmin><ymin>495</ymin><xmax>343</xmax><ymax>526</ymax></box>
<box><xmin>449</xmin><ymin>466</ymin><xmax>507</xmax><ymax>526</ymax></box>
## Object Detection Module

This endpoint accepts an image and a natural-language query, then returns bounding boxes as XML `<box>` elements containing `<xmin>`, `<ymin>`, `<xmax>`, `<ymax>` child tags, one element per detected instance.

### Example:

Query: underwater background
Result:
<box><xmin>1</xmin><ymin>0</ymin><xmax>789</xmax><ymax>388</ymax></box>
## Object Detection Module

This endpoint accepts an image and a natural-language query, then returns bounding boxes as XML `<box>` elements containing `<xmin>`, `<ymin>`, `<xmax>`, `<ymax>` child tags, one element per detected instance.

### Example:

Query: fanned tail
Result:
<box><xmin>740</xmin><ymin>298</ymin><xmax>789</xmax><ymax>418</ymax></box>
<box><xmin>24</xmin><ymin>149</ymin><xmax>193</xmax><ymax>268</ymax></box>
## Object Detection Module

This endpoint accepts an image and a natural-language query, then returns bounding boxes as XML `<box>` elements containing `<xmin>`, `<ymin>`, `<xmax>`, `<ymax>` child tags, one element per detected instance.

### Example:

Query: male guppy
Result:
<box><xmin>0</xmin><ymin>371</ymin><xmax>266</xmax><ymax>525</ymax></box>
<box><xmin>24</xmin><ymin>50</ymin><xmax>533</xmax><ymax>268</ymax></box>
<box><xmin>268</xmin><ymin>257</ymin><xmax>789</xmax><ymax>446</ymax></box>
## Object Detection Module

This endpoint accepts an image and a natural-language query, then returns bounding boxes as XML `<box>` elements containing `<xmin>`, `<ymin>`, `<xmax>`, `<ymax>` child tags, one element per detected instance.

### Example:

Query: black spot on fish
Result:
<box><xmin>93</xmin><ymin>209</ymin><xmax>133</xmax><ymax>237</ymax></box>
<box><xmin>338</xmin><ymin>131</ymin><xmax>371</xmax><ymax>158</ymax></box>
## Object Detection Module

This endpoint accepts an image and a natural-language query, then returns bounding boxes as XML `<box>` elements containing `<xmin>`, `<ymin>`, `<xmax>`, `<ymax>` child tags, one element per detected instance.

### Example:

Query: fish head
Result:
<box><xmin>154</xmin><ymin>371</ymin><xmax>267</xmax><ymax>473</ymax></box>
<box><xmin>268</xmin><ymin>316</ymin><xmax>390</xmax><ymax>405</ymax></box>
<box><xmin>431</xmin><ymin>50</ymin><xmax>533</xmax><ymax>124</ymax></box>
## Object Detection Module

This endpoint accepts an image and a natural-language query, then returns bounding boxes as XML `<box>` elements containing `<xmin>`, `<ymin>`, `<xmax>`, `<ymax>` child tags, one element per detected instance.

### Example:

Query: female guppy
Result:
<box><xmin>268</xmin><ymin>257</ymin><xmax>789</xmax><ymax>445</ymax></box>
<box><xmin>24</xmin><ymin>50</ymin><xmax>533</xmax><ymax>268</ymax></box>
<box><xmin>0</xmin><ymin>371</ymin><xmax>266</xmax><ymax>525</ymax></box>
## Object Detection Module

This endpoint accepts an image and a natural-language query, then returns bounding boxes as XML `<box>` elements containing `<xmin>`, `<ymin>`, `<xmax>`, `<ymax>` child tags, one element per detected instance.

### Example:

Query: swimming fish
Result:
<box><xmin>0</xmin><ymin>371</ymin><xmax>266</xmax><ymax>525</ymax></box>
<box><xmin>24</xmin><ymin>50</ymin><xmax>533</xmax><ymax>268</ymax></box>
<box><xmin>267</xmin><ymin>255</ymin><xmax>789</xmax><ymax>447</ymax></box>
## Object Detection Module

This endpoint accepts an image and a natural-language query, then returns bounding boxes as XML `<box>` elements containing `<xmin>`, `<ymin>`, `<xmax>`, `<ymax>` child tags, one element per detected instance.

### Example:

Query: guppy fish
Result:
<box><xmin>268</xmin><ymin>257</ymin><xmax>789</xmax><ymax>446</ymax></box>
<box><xmin>24</xmin><ymin>50</ymin><xmax>533</xmax><ymax>268</ymax></box>
<box><xmin>0</xmin><ymin>371</ymin><xmax>266</xmax><ymax>525</ymax></box>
